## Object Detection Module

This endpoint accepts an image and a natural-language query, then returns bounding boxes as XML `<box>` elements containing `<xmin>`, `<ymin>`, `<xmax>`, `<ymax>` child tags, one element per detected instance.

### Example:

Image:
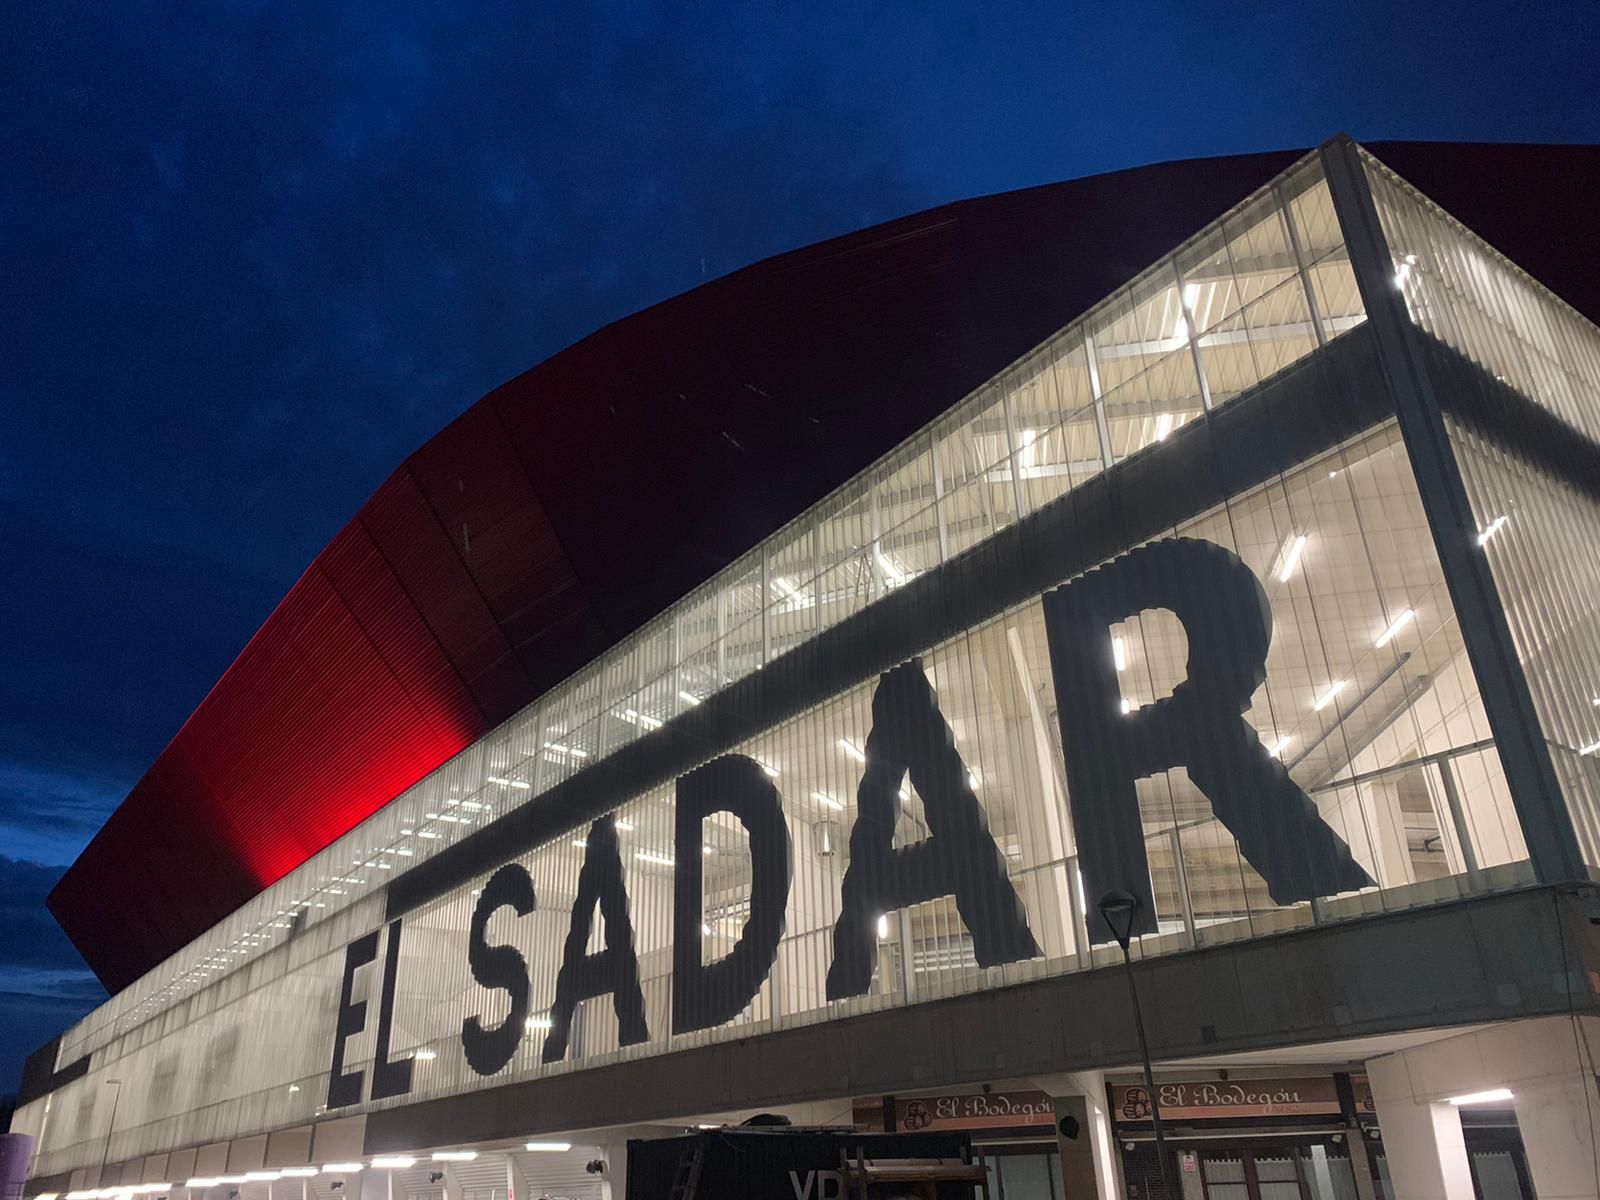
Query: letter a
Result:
<box><xmin>826</xmin><ymin>659</ymin><xmax>1039</xmax><ymax>999</ymax></box>
<box><xmin>1042</xmin><ymin>537</ymin><xmax>1374</xmax><ymax>943</ymax></box>
<box><xmin>542</xmin><ymin>814</ymin><xmax>649</xmax><ymax>1062</ymax></box>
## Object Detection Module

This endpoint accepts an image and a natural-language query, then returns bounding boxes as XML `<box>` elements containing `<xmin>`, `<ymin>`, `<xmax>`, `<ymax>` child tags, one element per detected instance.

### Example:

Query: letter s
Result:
<box><xmin>461</xmin><ymin>863</ymin><xmax>536</xmax><ymax>1076</ymax></box>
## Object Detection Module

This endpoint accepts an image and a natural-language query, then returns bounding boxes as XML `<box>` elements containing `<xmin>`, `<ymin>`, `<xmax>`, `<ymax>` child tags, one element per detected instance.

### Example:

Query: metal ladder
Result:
<box><xmin>667</xmin><ymin>1141</ymin><xmax>705</xmax><ymax>1200</ymax></box>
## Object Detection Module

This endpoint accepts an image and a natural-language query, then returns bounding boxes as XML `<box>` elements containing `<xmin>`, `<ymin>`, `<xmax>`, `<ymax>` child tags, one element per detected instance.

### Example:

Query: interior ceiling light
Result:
<box><xmin>370</xmin><ymin>1158</ymin><xmax>415</xmax><ymax>1170</ymax></box>
<box><xmin>525</xmin><ymin>1143</ymin><xmax>571</xmax><ymax>1153</ymax></box>
<box><xmin>636</xmin><ymin>850</ymin><xmax>675</xmax><ymax>866</ymax></box>
<box><xmin>812</xmin><ymin>791</ymin><xmax>844</xmax><ymax>811</ymax></box>
<box><xmin>837</xmin><ymin>738</ymin><xmax>866</xmax><ymax>763</ymax></box>
<box><xmin>1112</xmin><ymin>636</ymin><xmax>1127</xmax><ymax>671</ymax></box>
<box><xmin>678</xmin><ymin>690</ymin><xmax>702</xmax><ymax>706</ymax></box>
<box><xmin>874</xmin><ymin>550</ymin><xmax>908</xmax><ymax>584</ymax></box>
<box><xmin>1314</xmin><ymin>681</ymin><xmax>1346</xmax><ymax>712</ymax></box>
<box><xmin>279</xmin><ymin>1170</ymin><xmax>317</xmax><ymax>1178</ymax></box>
<box><xmin>1275</xmin><ymin>533</ymin><xmax>1308</xmax><ymax>583</ymax></box>
<box><xmin>1447</xmin><ymin>1088</ymin><xmax>1512</xmax><ymax>1106</ymax></box>
<box><xmin>430</xmin><ymin>1153</ymin><xmax>477</xmax><ymax>1163</ymax></box>
<box><xmin>1375</xmin><ymin>608</ymin><xmax>1415</xmax><ymax>648</ymax></box>
<box><xmin>320</xmin><ymin>1165</ymin><xmax>364</xmax><ymax>1175</ymax></box>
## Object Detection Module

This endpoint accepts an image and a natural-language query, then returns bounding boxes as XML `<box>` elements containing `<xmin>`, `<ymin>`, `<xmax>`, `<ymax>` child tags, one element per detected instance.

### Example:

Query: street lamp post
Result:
<box><xmin>1098</xmin><ymin>890</ymin><xmax>1175</xmax><ymax>1200</ymax></box>
<box><xmin>99</xmin><ymin>1079</ymin><xmax>125</xmax><ymax>1182</ymax></box>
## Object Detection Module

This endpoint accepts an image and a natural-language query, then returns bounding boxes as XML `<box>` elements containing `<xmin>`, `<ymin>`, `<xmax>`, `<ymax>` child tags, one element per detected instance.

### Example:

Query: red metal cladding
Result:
<box><xmin>49</xmin><ymin>143</ymin><xmax>1600</xmax><ymax>994</ymax></box>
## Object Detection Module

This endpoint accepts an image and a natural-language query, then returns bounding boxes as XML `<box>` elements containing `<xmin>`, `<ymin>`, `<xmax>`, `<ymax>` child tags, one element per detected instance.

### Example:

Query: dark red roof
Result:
<box><xmin>51</xmin><ymin>141</ymin><xmax>1600</xmax><ymax>993</ymax></box>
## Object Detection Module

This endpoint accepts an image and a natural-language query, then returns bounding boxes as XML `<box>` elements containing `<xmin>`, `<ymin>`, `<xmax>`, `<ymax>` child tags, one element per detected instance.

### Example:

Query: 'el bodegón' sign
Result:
<box><xmin>324</xmin><ymin>538</ymin><xmax>1376</xmax><ymax>1109</ymax></box>
<box><xmin>1112</xmin><ymin>1078</ymin><xmax>1343</xmax><ymax>1121</ymax></box>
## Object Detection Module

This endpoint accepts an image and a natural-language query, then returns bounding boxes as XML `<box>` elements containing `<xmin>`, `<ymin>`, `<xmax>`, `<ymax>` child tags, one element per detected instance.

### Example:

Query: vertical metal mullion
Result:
<box><xmin>760</xmin><ymin>551</ymin><xmax>771</xmax><ymax>668</ymax></box>
<box><xmin>1436</xmin><ymin>756</ymin><xmax>1482</xmax><ymax>882</ymax></box>
<box><xmin>1278</xmin><ymin>178</ymin><xmax>1328</xmax><ymax>349</ymax></box>
<box><xmin>1321</xmin><ymin>135</ymin><xmax>1585</xmax><ymax>885</ymax></box>
<box><xmin>929</xmin><ymin>430</ymin><xmax>951</xmax><ymax>563</ymax></box>
<box><xmin>1172</xmin><ymin>257</ymin><xmax>1215</xmax><ymax>412</ymax></box>
<box><xmin>1000</xmin><ymin>372</ymin><xmax>1028</xmax><ymax>519</ymax></box>
<box><xmin>1082</xmin><ymin>332</ymin><xmax>1115</xmax><ymax>468</ymax></box>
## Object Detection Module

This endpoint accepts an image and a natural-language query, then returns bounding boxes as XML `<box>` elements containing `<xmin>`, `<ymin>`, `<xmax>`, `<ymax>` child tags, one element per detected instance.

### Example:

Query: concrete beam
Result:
<box><xmin>365</xmin><ymin>883</ymin><xmax>1600</xmax><ymax>1153</ymax></box>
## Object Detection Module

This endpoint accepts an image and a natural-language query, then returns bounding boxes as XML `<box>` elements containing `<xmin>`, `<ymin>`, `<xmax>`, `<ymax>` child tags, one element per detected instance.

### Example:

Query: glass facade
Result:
<box><xmin>18</xmin><ymin>142</ymin><xmax>1600</xmax><ymax>1184</ymax></box>
<box><xmin>1363</xmin><ymin>151</ymin><xmax>1600</xmax><ymax>871</ymax></box>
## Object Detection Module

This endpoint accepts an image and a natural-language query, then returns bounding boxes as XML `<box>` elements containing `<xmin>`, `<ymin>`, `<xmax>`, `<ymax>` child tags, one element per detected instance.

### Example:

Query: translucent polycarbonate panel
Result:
<box><xmin>31</xmin><ymin>415</ymin><xmax>1533</xmax><ymax>1178</ymax></box>
<box><xmin>765</xmin><ymin>520</ymin><xmax>817</xmax><ymax>657</ymax></box>
<box><xmin>1363</xmin><ymin>149</ymin><xmax>1600</xmax><ymax>443</ymax></box>
<box><xmin>813</xmin><ymin>481</ymin><xmax>876</xmax><ymax>630</ymax></box>
<box><xmin>50</xmin><ymin>148</ymin><xmax>1376</xmax><ymax>1080</ymax></box>
<box><xmin>1450</xmin><ymin>420</ymin><xmax>1600</xmax><ymax>868</ymax></box>
<box><xmin>933</xmin><ymin>386</ymin><xmax>1017</xmax><ymax>558</ymax></box>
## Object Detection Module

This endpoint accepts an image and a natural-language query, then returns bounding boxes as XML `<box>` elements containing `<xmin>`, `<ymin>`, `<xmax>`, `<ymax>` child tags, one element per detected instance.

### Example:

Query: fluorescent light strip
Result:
<box><xmin>1276</xmin><ymin>534</ymin><xmax>1307</xmax><ymax>583</ymax></box>
<box><xmin>1580</xmin><ymin>740</ymin><xmax>1600</xmax><ymax>757</ymax></box>
<box><xmin>812</xmin><ymin>791</ymin><xmax>844</xmax><ymax>811</ymax></box>
<box><xmin>1314</xmin><ymin>681</ymin><xmax>1346</xmax><ymax>712</ymax></box>
<box><xmin>1477</xmin><ymin>514</ymin><xmax>1509</xmax><ymax>546</ymax></box>
<box><xmin>370</xmin><ymin>1157</ymin><xmax>416</xmax><ymax>1170</ymax></box>
<box><xmin>838</xmin><ymin>738</ymin><xmax>866</xmax><ymax>763</ymax></box>
<box><xmin>321</xmin><ymin>1165</ymin><xmax>364</xmax><ymax>1175</ymax></box>
<box><xmin>525</xmin><ymin>1014</ymin><xmax>554</xmax><ymax>1030</ymax></box>
<box><xmin>280</xmin><ymin>1169</ymin><xmax>318</xmax><ymax>1178</ymax></box>
<box><xmin>636</xmin><ymin>850</ymin><xmax>675</xmax><ymax>866</ymax></box>
<box><xmin>1375</xmin><ymin>608</ymin><xmax>1415</xmax><ymax>648</ymax></box>
<box><xmin>525</xmin><ymin>1143</ymin><xmax>571</xmax><ymax>1153</ymax></box>
<box><xmin>413</xmin><ymin>1048</ymin><xmax>437</xmax><ymax>1061</ymax></box>
<box><xmin>1268</xmin><ymin>735</ymin><xmax>1292</xmax><ymax>758</ymax></box>
<box><xmin>679</xmin><ymin>690</ymin><xmax>702</xmax><ymax>706</ymax></box>
<box><xmin>431</xmin><ymin>1152</ymin><xmax>478</xmax><ymax>1163</ymax></box>
<box><xmin>1447</xmin><ymin>1087</ymin><xmax>1512</xmax><ymax>1106</ymax></box>
<box><xmin>1112</xmin><ymin>636</ymin><xmax>1127</xmax><ymax>671</ymax></box>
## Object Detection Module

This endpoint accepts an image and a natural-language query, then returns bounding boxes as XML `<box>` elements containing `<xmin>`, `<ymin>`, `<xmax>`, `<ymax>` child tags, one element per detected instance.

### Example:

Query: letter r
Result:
<box><xmin>1042</xmin><ymin>537</ymin><xmax>1373</xmax><ymax>943</ymax></box>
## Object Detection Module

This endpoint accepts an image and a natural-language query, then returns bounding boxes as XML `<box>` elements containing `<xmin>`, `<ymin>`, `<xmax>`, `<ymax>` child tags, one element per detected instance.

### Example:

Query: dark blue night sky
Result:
<box><xmin>2</xmin><ymin>0</ymin><xmax>1596</xmax><ymax>1089</ymax></box>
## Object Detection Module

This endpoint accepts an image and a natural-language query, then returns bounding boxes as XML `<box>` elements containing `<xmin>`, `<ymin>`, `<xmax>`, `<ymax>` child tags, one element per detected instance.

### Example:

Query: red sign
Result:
<box><xmin>1111</xmin><ymin>1077</ymin><xmax>1342</xmax><ymax>1121</ymax></box>
<box><xmin>854</xmin><ymin>1091</ymin><xmax>1055</xmax><ymax>1131</ymax></box>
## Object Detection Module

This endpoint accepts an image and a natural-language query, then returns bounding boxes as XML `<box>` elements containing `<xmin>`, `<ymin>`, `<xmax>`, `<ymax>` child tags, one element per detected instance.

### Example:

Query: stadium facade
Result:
<box><xmin>12</xmin><ymin>136</ymin><xmax>1600</xmax><ymax>1200</ymax></box>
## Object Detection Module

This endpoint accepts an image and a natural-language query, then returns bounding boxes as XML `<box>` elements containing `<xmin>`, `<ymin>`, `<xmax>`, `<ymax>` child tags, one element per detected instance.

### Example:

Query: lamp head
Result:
<box><xmin>1097</xmin><ymin>889</ymin><xmax>1140</xmax><ymax>951</ymax></box>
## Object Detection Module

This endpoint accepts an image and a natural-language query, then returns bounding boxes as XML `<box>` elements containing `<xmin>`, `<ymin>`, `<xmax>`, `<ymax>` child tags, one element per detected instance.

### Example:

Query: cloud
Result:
<box><xmin>0</xmin><ymin>858</ymin><xmax>105</xmax><ymax>1089</ymax></box>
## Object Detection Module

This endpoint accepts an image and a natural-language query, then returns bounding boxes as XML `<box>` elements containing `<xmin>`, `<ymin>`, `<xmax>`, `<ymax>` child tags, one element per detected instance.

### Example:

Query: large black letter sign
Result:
<box><xmin>369</xmin><ymin>918</ymin><xmax>413</xmax><ymax>1100</ymax></box>
<box><xmin>326</xmin><ymin>929</ymin><xmax>378</xmax><ymax>1109</ymax></box>
<box><xmin>1042</xmin><ymin>537</ymin><xmax>1374</xmax><ymax>943</ymax></box>
<box><xmin>461</xmin><ymin>862</ymin><xmax>536</xmax><ymax>1076</ymax></box>
<box><xmin>542</xmin><ymin>815</ymin><xmax>649</xmax><ymax>1062</ymax></box>
<box><xmin>826</xmin><ymin>660</ymin><xmax>1039</xmax><ymax>999</ymax></box>
<box><xmin>672</xmin><ymin>755</ymin><xmax>791</xmax><ymax>1034</ymax></box>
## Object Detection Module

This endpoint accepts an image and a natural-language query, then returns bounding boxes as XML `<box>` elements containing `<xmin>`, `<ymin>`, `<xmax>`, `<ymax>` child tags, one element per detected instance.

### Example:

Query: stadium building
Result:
<box><xmin>11</xmin><ymin>136</ymin><xmax>1600</xmax><ymax>1200</ymax></box>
